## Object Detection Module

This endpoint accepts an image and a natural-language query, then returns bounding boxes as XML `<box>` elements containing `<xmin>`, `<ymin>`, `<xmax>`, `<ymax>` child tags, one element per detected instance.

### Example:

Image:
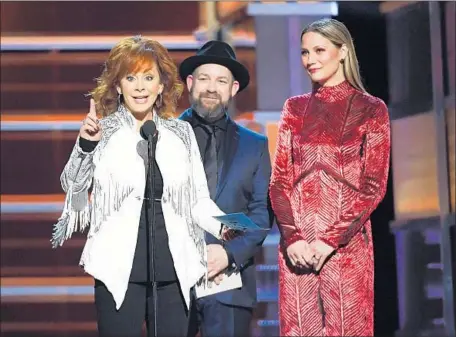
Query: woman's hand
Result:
<box><xmin>286</xmin><ymin>240</ymin><xmax>314</xmax><ymax>268</ymax></box>
<box><xmin>310</xmin><ymin>240</ymin><xmax>335</xmax><ymax>272</ymax></box>
<box><xmin>80</xmin><ymin>99</ymin><xmax>102</xmax><ymax>141</ymax></box>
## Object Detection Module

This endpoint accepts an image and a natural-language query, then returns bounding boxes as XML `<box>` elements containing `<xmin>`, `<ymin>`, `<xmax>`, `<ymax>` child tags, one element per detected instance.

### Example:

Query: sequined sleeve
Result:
<box><xmin>51</xmin><ymin>136</ymin><xmax>96</xmax><ymax>248</ymax></box>
<box><xmin>269</xmin><ymin>99</ymin><xmax>305</xmax><ymax>248</ymax></box>
<box><xmin>319</xmin><ymin>100</ymin><xmax>391</xmax><ymax>249</ymax></box>
<box><xmin>60</xmin><ymin>136</ymin><xmax>96</xmax><ymax>193</ymax></box>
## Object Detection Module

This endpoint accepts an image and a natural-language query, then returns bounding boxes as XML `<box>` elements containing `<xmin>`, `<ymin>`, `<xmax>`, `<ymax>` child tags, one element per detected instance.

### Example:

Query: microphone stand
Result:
<box><xmin>146</xmin><ymin>133</ymin><xmax>158</xmax><ymax>337</ymax></box>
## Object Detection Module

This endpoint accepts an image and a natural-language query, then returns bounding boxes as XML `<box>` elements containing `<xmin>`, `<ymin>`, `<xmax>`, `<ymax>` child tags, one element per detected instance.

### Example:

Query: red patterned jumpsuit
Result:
<box><xmin>269</xmin><ymin>81</ymin><xmax>390</xmax><ymax>336</ymax></box>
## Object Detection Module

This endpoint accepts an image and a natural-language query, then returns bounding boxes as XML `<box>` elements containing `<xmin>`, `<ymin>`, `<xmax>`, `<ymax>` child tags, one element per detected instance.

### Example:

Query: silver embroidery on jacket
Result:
<box><xmin>51</xmin><ymin>105</ymin><xmax>134</xmax><ymax>248</ymax></box>
<box><xmin>51</xmin><ymin>106</ymin><xmax>206</xmax><ymax>265</ymax></box>
<box><xmin>155</xmin><ymin>114</ymin><xmax>206</xmax><ymax>263</ymax></box>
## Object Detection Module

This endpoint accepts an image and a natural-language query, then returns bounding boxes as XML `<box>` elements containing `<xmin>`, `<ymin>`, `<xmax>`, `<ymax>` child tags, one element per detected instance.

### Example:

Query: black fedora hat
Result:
<box><xmin>179</xmin><ymin>40</ymin><xmax>250</xmax><ymax>92</ymax></box>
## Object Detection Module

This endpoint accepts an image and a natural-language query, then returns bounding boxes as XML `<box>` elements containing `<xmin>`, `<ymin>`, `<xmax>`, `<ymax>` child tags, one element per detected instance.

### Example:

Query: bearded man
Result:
<box><xmin>179</xmin><ymin>40</ymin><xmax>273</xmax><ymax>337</ymax></box>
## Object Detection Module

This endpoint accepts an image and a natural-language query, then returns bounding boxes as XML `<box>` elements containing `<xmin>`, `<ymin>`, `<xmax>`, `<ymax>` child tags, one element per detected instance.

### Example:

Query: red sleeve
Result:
<box><xmin>319</xmin><ymin>100</ymin><xmax>391</xmax><ymax>249</ymax></box>
<box><xmin>269</xmin><ymin>99</ymin><xmax>305</xmax><ymax>248</ymax></box>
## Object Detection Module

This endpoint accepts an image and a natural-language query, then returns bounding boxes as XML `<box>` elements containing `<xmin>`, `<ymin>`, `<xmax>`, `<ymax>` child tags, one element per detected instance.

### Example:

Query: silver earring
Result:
<box><xmin>117</xmin><ymin>93</ymin><xmax>122</xmax><ymax>106</ymax></box>
<box><xmin>155</xmin><ymin>93</ymin><xmax>163</xmax><ymax>109</ymax></box>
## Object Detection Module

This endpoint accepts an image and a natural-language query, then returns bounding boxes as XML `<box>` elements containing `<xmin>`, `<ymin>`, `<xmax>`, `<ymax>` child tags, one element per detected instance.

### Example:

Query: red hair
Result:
<box><xmin>90</xmin><ymin>36</ymin><xmax>183</xmax><ymax>118</ymax></box>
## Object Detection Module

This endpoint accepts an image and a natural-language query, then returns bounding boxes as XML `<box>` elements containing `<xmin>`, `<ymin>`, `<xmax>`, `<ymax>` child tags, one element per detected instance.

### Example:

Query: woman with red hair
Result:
<box><xmin>51</xmin><ymin>36</ymin><xmax>226</xmax><ymax>337</ymax></box>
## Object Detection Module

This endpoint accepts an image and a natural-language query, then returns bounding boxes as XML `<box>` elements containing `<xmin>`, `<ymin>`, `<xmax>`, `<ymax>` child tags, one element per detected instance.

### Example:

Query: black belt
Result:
<box><xmin>142</xmin><ymin>197</ymin><xmax>162</xmax><ymax>202</ymax></box>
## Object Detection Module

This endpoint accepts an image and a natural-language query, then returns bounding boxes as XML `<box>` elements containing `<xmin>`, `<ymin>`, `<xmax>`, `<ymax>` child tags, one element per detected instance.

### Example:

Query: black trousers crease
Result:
<box><xmin>94</xmin><ymin>279</ymin><xmax>189</xmax><ymax>337</ymax></box>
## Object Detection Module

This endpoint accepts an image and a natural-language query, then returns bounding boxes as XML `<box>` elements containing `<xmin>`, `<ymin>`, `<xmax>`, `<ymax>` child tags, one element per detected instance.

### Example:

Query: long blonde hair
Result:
<box><xmin>301</xmin><ymin>18</ymin><xmax>366</xmax><ymax>92</ymax></box>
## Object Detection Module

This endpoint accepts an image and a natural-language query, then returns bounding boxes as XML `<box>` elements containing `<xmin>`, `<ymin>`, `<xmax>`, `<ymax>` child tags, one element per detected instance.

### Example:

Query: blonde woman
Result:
<box><xmin>270</xmin><ymin>19</ymin><xmax>390</xmax><ymax>336</ymax></box>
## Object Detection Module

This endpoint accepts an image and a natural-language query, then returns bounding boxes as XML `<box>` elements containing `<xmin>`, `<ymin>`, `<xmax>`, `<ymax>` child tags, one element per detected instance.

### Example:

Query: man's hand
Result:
<box><xmin>222</xmin><ymin>228</ymin><xmax>242</xmax><ymax>241</ymax></box>
<box><xmin>212</xmin><ymin>273</ymin><xmax>224</xmax><ymax>285</ymax></box>
<box><xmin>310</xmin><ymin>240</ymin><xmax>335</xmax><ymax>272</ymax></box>
<box><xmin>286</xmin><ymin>240</ymin><xmax>314</xmax><ymax>268</ymax></box>
<box><xmin>207</xmin><ymin>244</ymin><xmax>229</xmax><ymax>279</ymax></box>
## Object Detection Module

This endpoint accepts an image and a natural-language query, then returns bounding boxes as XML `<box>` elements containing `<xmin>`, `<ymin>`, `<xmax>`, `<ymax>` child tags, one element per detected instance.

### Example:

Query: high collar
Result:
<box><xmin>313</xmin><ymin>80</ymin><xmax>355</xmax><ymax>103</ymax></box>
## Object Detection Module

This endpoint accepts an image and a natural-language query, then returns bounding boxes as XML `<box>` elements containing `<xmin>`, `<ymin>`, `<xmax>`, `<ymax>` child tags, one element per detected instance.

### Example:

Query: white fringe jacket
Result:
<box><xmin>51</xmin><ymin>105</ymin><xmax>225</xmax><ymax>310</ymax></box>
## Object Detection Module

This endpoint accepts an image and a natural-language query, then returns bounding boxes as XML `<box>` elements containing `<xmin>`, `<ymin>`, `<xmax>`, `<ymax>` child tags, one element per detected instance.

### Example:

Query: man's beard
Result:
<box><xmin>189</xmin><ymin>90</ymin><xmax>231</xmax><ymax>122</ymax></box>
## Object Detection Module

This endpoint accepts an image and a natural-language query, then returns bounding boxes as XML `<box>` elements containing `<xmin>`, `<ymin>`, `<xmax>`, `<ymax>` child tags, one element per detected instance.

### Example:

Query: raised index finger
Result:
<box><xmin>88</xmin><ymin>98</ymin><xmax>97</xmax><ymax>118</ymax></box>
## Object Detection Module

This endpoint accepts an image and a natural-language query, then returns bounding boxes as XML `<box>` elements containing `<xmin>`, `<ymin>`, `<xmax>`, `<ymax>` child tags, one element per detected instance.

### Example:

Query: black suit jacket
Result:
<box><xmin>180</xmin><ymin>109</ymin><xmax>273</xmax><ymax>308</ymax></box>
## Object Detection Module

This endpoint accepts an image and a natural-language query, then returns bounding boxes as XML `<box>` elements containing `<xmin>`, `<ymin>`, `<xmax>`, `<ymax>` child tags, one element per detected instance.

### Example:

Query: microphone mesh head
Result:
<box><xmin>140</xmin><ymin>121</ymin><xmax>157</xmax><ymax>140</ymax></box>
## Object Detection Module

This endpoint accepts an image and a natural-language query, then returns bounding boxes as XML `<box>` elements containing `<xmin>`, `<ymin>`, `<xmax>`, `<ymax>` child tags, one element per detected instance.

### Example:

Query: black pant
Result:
<box><xmin>190</xmin><ymin>294</ymin><xmax>253</xmax><ymax>337</ymax></box>
<box><xmin>94</xmin><ymin>279</ymin><xmax>188</xmax><ymax>337</ymax></box>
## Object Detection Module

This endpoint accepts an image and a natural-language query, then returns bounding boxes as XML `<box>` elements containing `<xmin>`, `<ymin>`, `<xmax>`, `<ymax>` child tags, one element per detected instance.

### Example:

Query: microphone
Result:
<box><xmin>140</xmin><ymin>119</ymin><xmax>159</xmax><ymax>337</ymax></box>
<box><xmin>140</xmin><ymin>120</ymin><xmax>157</xmax><ymax>141</ymax></box>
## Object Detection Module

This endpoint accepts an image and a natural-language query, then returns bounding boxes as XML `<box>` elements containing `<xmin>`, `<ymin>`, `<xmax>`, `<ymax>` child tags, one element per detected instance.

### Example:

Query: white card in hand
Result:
<box><xmin>194</xmin><ymin>271</ymin><xmax>242</xmax><ymax>298</ymax></box>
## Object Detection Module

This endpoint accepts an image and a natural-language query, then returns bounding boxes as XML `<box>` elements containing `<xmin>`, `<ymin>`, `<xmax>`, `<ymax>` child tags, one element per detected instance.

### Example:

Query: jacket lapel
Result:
<box><xmin>179</xmin><ymin>108</ymin><xmax>193</xmax><ymax>123</ymax></box>
<box><xmin>178</xmin><ymin>109</ymin><xmax>239</xmax><ymax>201</ymax></box>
